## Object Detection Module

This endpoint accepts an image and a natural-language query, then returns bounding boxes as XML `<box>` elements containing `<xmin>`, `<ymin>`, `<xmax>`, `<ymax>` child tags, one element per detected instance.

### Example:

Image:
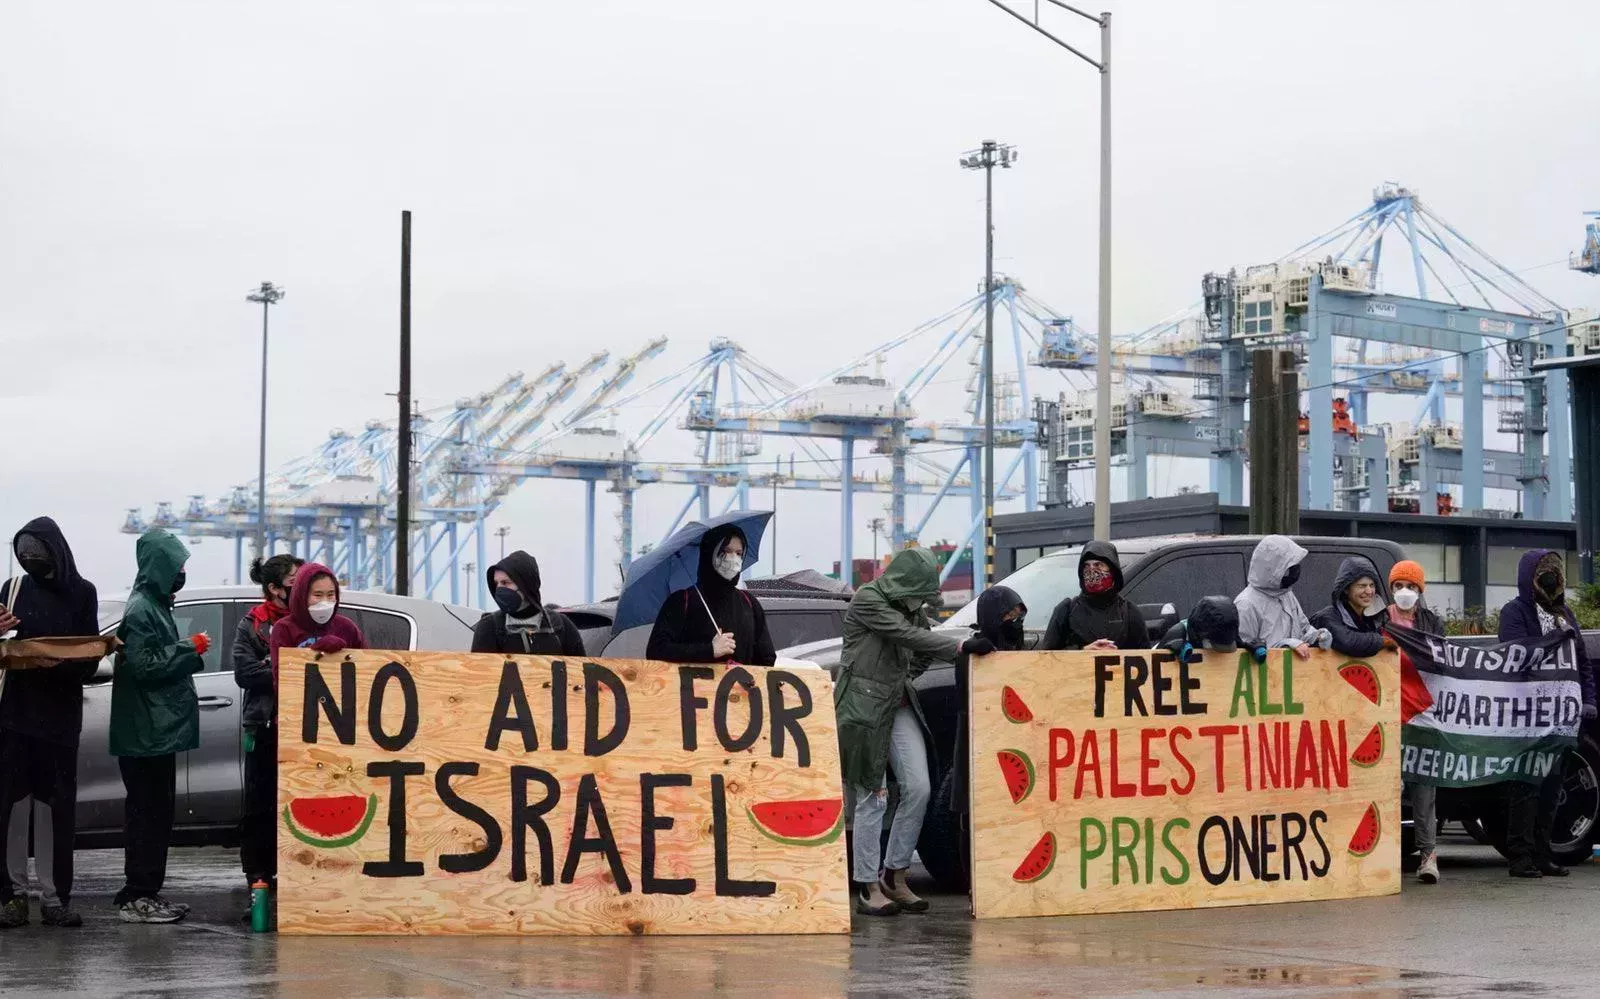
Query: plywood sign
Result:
<box><xmin>277</xmin><ymin>651</ymin><xmax>850</xmax><ymax>935</ymax></box>
<box><xmin>969</xmin><ymin>649</ymin><xmax>1400</xmax><ymax>919</ymax></box>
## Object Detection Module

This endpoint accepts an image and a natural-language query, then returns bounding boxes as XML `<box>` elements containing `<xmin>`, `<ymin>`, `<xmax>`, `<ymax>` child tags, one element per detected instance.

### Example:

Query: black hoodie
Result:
<box><xmin>471</xmin><ymin>550</ymin><xmax>586</xmax><ymax>657</ymax></box>
<box><xmin>1309</xmin><ymin>556</ymin><xmax>1389</xmax><ymax>658</ymax></box>
<box><xmin>1041</xmin><ymin>540</ymin><xmax>1149</xmax><ymax>651</ymax></box>
<box><xmin>646</xmin><ymin>524</ymin><xmax>776</xmax><ymax>666</ymax></box>
<box><xmin>1</xmin><ymin>517</ymin><xmax>100</xmax><ymax>747</ymax></box>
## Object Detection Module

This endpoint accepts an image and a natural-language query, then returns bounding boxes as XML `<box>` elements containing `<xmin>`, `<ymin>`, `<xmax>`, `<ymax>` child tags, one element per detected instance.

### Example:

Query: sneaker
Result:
<box><xmin>1539</xmin><ymin>860</ymin><xmax>1570</xmax><ymax>877</ymax></box>
<box><xmin>879</xmin><ymin>868</ymin><xmax>930</xmax><ymax>913</ymax></box>
<box><xmin>1417</xmin><ymin>851</ymin><xmax>1439</xmax><ymax>885</ymax></box>
<box><xmin>1509</xmin><ymin>863</ymin><xmax>1543</xmax><ymax>879</ymax></box>
<box><xmin>152</xmin><ymin>895</ymin><xmax>191</xmax><ymax>916</ymax></box>
<box><xmin>41</xmin><ymin>905</ymin><xmax>82</xmax><ymax>928</ymax></box>
<box><xmin>0</xmin><ymin>897</ymin><xmax>27</xmax><ymax>929</ymax></box>
<box><xmin>118</xmin><ymin>897</ymin><xmax>185</xmax><ymax>924</ymax></box>
<box><xmin>854</xmin><ymin>881</ymin><xmax>899</xmax><ymax>917</ymax></box>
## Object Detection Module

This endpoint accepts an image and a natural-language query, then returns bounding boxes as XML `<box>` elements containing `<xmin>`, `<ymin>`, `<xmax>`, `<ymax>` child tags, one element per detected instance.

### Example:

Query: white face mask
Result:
<box><xmin>714</xmin><ymin>553</ymin><xmax>743</xmax><ymax>582</ymax></box>
<box><xmin>1393</xmin><ymin>588</ymin><xmax>1420</xmax><ymax>611</ymax></box>
<box><xmin>308</xmin><ymin>600</ymin><xmax>337</xmax><ymax>625</ymax></box>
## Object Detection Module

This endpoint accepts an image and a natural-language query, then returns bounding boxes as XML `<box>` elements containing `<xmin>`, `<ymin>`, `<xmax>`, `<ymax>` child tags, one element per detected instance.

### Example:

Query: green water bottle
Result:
<box><xmin>243</xmin><ymin>729</ymin><xmax>256</xmax><ymax>753</ymax></box>
<box><xmin>250</xmin><ymin>879</ymin><xmax>271</xmax><ymax>933</ymax></box>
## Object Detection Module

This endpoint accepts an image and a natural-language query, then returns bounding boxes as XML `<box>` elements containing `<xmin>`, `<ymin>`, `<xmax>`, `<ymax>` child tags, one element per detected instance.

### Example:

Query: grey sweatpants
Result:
<box><xmin>850</xmin><ymin>707</ymin><xmax>931</xmax><ymax>883</ymax></box>
<box><xmin>7</xmin><ymin>797</ymin><xmax>60</xmax><ymax>909</ymax></box>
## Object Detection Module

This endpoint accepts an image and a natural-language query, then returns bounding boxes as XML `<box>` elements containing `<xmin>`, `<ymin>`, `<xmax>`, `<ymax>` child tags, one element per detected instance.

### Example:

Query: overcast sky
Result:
<box><xmin>3</xmin><ymin>0</ymin><xmax>1598</xmax><ymax>606</ymax></box>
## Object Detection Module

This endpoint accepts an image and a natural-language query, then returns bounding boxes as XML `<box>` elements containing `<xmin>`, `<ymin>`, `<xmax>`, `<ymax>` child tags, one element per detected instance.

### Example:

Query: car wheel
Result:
<box><xmin>1549</xmin><ymin>734</ymin><xmax>1600</xmax><ymax>865</ymax></box>
<box><xmin>916</xmin><ymin>768</ymin><xmax>969</xmax><ymax>893</ymax></box>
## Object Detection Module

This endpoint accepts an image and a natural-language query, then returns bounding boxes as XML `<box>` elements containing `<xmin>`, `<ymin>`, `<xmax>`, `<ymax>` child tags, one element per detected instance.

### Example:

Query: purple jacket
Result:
<box><xmin>1497</xmin><ymin>548</ymin><xmax>1596</xmax><ymax>707</ymax></box>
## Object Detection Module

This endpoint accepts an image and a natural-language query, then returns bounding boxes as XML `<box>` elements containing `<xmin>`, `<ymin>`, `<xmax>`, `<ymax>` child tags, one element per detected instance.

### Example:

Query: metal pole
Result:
<box><xmin>772</xmin><ymin>456</ymin><xmax>779</xmax><ymax>576</ymax></box>
<box><xmin>396</xmin><ymin>211</ymin><xmax>413</xmax><ymax>595</ymax></box>
<box><xmin>983</xmin><ymin>146</ymin><xmax>997</xmax><ymax>592</ymax></box>
<box><xmin>257</xmin><ymin>298</ymin><xmax>269</xmax><ymax>558</ymax></box>
<box><xmin>1092</xmin><ymin>12</ymin><xmax>1113</xmax><ymax>541</ymax></box>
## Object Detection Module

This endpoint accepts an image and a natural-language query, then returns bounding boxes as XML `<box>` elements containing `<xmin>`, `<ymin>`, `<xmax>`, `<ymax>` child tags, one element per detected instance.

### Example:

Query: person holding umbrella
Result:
<box><xmin>646</xmin><ymin>523</ymin><xmax>776</xmax><ymax>666</ymax></box>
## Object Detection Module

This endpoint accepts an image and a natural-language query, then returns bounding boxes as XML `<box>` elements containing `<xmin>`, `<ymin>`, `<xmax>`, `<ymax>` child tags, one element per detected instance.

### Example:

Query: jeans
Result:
<box><xmin>0</xmin><ymin>731</ymin><xmax>78</xmax><ymax>908</ymax></box>
<box><xmin>241</xmin><ymin>725</ymin><xmax>278</xmax><ymax>882</ymax></box>
<box><xmin>1506</xmin><ymin>769</ymin><xmax>1562</xmax><ymax>868</ymax></box>
<box><xmin>850</xmin><ymin>707</ymin><xmax>930</xmax><ymax>884</ymax></box>
<box><xmin>116</xmin><ymin>754</ymin><xmax>177</xmax><ymax>906</ymax></box>
<box><xmin>1405</xmin><ymin>782</ymin><xmax>1437</xmax><ymax>855</ymax></box>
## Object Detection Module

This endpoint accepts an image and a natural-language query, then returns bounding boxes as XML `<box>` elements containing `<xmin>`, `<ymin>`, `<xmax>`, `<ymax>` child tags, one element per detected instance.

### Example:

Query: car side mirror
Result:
<box><xmin>1139</xmin><ymin>602</ymin><xmax>1181</xmax><ymax>640</ymax></box>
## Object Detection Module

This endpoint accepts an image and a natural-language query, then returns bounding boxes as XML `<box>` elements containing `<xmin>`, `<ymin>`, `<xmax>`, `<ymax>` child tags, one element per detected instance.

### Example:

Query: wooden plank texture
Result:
<box><xmin>969</xmin><ymin>648</ymin><xmax>1401</xmax><ymax>919</ymax></box>
<box><xmin>277</xmin><ymin>651</ymin><xmax>850</xmax><ymax>936</ymax></box>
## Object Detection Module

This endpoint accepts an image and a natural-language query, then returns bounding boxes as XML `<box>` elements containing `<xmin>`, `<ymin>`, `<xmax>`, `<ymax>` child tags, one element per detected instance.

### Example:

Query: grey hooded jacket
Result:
<box><xmin>1234</xmin><ymin>536</ymin><xmax>1326</xmax><ymax>650</ymax></box>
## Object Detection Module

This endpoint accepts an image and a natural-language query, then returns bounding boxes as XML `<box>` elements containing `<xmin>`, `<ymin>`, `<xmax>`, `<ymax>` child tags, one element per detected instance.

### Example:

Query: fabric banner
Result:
<box><xmin>1391</xmin><ymin>625</ymin><xmax>1581</xmax><ymax>788</ymax></box>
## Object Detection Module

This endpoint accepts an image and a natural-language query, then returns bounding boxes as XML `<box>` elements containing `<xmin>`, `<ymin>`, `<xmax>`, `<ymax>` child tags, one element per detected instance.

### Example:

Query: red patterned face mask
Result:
<box><xmin>1082</xmin><ymin>561</ymin><xmax>1114</xmax><ymax>595</ymax></box>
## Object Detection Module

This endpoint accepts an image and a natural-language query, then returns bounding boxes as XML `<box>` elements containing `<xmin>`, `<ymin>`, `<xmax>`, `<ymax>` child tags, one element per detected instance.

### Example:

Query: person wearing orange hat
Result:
<box><xmin>1387</xmin><ymin>559</ymin><xmax>1444</xmax><ymax>885</ymax></box>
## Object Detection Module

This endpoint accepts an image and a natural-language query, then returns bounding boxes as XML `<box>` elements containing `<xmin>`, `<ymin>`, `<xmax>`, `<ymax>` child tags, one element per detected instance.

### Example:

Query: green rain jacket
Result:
<box><xmin>110</xmin><ymin>530</ymin><xmax>204</xmax><ymax>757</ymax></box>
<box><xmin>834</xmin><ymin>548</ymin><xmax>963</xmax><ymax>789</ymax></box>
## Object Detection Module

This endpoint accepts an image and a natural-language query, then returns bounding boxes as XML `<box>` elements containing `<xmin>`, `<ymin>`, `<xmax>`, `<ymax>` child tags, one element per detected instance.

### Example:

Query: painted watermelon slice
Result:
<box><xmin>1012</xmin><ymin>831</ymin><xmax>1057</xmax><ymax>883</ymax></box>
<box><xmin>1001</xmin><ymin>685</ymin><xmax>1034</xmax><ymax>724</ymax></box>
<box><xmin>1338</xmin><ymin>661</ymin><xmax>1381</xmax><ymax>705</ymax></box>
<box><xmin>1348</xmin><ymin>802</ymin><xmax>1382</xmax><ymax>857</ymax></box>
<box><xmin>747</xmin><ymin>798</ymin><xmax>845</xmax><ymax>846</ymax></box>
<box><xmin>284</xmin><ymin>793</ymin><xmax>377</xmax><ymax>849</ymax></box>
<box><xmin>997</xmin><ymin>748</ymin><xmax>1035</xmax><ymax>805</ymax></box>
<box><xmin>1349</xmin><ymin>723</ymin><xmax>1385</xmax><ymax>768</ymax></box>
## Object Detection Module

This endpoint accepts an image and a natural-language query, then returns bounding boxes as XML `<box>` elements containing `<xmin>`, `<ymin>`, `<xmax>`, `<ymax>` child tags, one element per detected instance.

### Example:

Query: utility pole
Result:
<box><xmin>396</xmin><ymin>211</ymin><xmax>413</xmax><ymax>595</ymax></box>
<box><xmin>961</xmin><ymin>141</ymin><xmax>1016</xmax><ymax>593</ymax></box>
<box><xmin>867</xmin><ymin>517</ymin><xmax>886</xmax><ymax>564</ymax></box>
<box><xmin>980</xmin><ymin>2</ymin><xmax>1111</xmax><ymax>540</ymax></box>
<box><xmin>771</xmin><ymin>455</ymin><xmax>780</xmax><ymax>576</ymax></box>
<box><xmin>462</xmin><ymin>562</ymin><xmax>475</xmax><ymax>608</ymax></box>
<box><xmin>245</xmin><ymin>282</ymin><xmax>284</xmax><ymax>559</ymax></box>
<box><xmin>496</xmin><ymin>525</ymin><xmax>510</xmax><ymax>560</ymax></box>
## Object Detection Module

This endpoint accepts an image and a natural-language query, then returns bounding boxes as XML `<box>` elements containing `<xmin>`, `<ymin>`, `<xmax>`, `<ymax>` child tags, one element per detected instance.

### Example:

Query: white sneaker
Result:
<box><xmin>1417</xmin><ymin>851</ymin><xmax>1440</xmax><ymax>885</ymax></box>
<box><xmin>119</xmin><ymin>897</ymin><xmax>185</xmax><ymax>924</ymax></box>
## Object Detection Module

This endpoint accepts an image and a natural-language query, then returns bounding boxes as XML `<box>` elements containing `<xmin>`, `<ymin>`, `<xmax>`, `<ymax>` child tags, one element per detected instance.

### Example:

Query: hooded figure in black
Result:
<box><xmin>646</xmin><ymin>524</ymin><xmax>776</xmax><ymax>666</ymax></box>
<box><xmin>0</xmin><ymin>517</ymin><xmax>99</xmax><ymax>928</ymax></box>
<box><xmin>470</xmin><ymin>551</ymin><xmax>586</xmax><ymax>657</ymax></box>
<box><xmin>1309</xmin><ymin>556</ymin><xmax>1390</xmax><ymax>658</ymax></box>
<box><xmin>947</xmin><ymin>586</ymin><xmax>1028</xmax><ymax>822</ymax></box>
<box><xmin>1041</xmin><ymin>540</ymin><xmax>1149</xmax><ymax>651</ymax></box>
<box><xmin>1158</xmin><ymin>596</ymin><xmax>1240</xmax><ymax>659</ymax></box>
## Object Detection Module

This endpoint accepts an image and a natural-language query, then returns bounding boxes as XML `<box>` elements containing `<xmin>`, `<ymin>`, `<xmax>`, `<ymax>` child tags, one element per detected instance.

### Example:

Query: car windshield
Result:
<box><xmin>97</xmin><ymin>600</ymin><xmax>126</xmax><ymax>631</ymax></box>
<box><xmin>945</xmin><ymin>550</ymin><xmax>1145</xmax><ymax>629</ymax></box>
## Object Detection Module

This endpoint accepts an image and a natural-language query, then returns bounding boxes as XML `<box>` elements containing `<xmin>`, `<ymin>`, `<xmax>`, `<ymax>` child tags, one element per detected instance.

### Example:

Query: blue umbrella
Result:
<box><xmin>612</xmin><ymin>510</ymin><xmax>774</xmax><ymax>634</ymax></box>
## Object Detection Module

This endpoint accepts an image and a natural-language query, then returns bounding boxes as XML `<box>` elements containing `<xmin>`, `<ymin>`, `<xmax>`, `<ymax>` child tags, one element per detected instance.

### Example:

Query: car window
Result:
<box><xmin>171</xmin><ymin>601</ymin><xmax>230</xmax><ymax>673</ymax></box>
<box><xmin>97</xmin><ymin>600</ymin><xmax>126</xmax><ymax>631</ymax></box>
<box><xmin>1124</xmin><ymin>552</ymin><xmax>1248</xmax><ymax>619</ymax></box>
<box><xmin>562</xmin><ymin>611</ymin><xmax>614</xmax><ymax>632</ymax></box>
<box><xmin>602</xmin><ymin>625</ymin><xmax>652</xmax><ymax>660</ymax></box>
<box><xmin>948</xmin><ymin>555</ymin><xmax>1079</xmax><ymax>628</ymax></box>
<box><xmin>1294</xmin><ymin>552</ymin><xmax>1384</xmax><ymax>614</ymax></box>
<box><xmin>765</xmin><ymin>609</ymin><xmax>845</xmax><ymax>651</ymax></box>
<box><xmin>340</xmin><ymin>606</ymin><xmax>414</xmax><ymax>651</ymax></box>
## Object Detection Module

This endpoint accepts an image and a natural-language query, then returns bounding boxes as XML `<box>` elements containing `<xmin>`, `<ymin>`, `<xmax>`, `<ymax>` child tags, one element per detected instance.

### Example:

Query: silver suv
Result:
<box><xmin>77</xmin><ymin>586</ymin><xmax>478</xmax><ymax>846</ymax></box>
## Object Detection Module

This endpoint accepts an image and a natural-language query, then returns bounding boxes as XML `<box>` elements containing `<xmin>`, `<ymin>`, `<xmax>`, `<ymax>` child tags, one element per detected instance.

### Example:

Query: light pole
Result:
<box><xmin>245</xmin><ymin>281</ymin><xmax>285</xmax><ymax>558</ymax></box>
<box><xmin>496</xmin><ymin>526</ymin><xmax>510</xmax><ymax>560</ymax></box>
<box><xmin>982</xmin><ymin>1</ymin><xmax>1112</xmax><ymax>541</ymax></box>
<box><xmin>961</xmin><ymin>141</ymin><xmax>1016</xmax><ymax>593</ymax></box>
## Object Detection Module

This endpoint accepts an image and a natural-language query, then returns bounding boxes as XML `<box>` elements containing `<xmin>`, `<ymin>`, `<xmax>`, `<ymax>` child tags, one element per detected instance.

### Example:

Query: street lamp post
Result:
<box><xmin>981</xmin><ymin>1</ymin><xmax>1112</xmax><ymax>541</ymax></box>
<box><xmin>961</xmin><ymin>141</ymin><xmax>1016</xmax><ymax>593</ymax></box>
<box><xmin>245</xmin><ymin>281</ymin><xmax>285</xmax><ymax>558</ymax></box>
<box><xmin>496</xmin><ymin>526</ymin><xmax>510</xmax><ymax>560</ymax></box>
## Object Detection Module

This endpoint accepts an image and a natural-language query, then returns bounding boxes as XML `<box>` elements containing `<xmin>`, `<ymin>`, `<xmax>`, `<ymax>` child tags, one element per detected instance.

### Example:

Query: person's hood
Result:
<box><xmin>1187</xmin><ymin>595</ymin><xmax>1239</xmax><ymax>650</ymax></box>
<box><xmin>1517</xmin><ymin>548</ymin><xmax>1563</xmax><ymax>605</ymax></box>
<box><xmin>286</xmin><ymin>562</ymin><xmax>341</xmax><ymax>633</ymax></box>
<box><xmin>975</xmin><ymin>585</ymin><xmax>1026</xmax><ymax>643</ymax></box>
<box><xmin>872</xmin><ymin>547</ymin><xmax>943</xmax><ymax>606</ymax></box>
<box><xmin>13</xmin><ymin>516</ymin><xmax>82</xmax><ymax>592</ymax></box>
<box><xmin>487</xmin><ymin>550</ymin><xmax>542</xmax><ymax>612</ymax></box>
<box><xmin>131</xmin><ymin>529</ymin><xmax>188</xmax><ymax>599</ymax></box>
<box><xmin>1077</xmin><ymin>539</ymin><xmax>1125</xmax><ymax>593</ymax></box>
<box><xmin>1247</xmin><ymin>535</ymin><xmax>1308</xmax><ymax>592</ymax></box>
<box><xmin>697</xmin><ymin>524</ymin><xmax>748</xmax><ymax>595</ymax></box>
<box><xmin>1331</xmin><ymin>555</ymin><xmax>1387</xmax><ymax>617</ymax></box>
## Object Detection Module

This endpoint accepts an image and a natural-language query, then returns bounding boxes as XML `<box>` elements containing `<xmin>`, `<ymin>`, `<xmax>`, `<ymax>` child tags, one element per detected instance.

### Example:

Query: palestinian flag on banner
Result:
<box><xmin>1390</xmin><ymin>624</ymin><xmax>1581</xmax><ymax>788</ymax></box>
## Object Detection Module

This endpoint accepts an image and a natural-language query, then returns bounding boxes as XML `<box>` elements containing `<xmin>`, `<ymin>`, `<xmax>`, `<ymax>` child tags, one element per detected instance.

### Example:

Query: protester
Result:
<box><xmin>949</xmin><ymin>586</ymin><xmax>1027</xmax><ymax>825</ymax></box>
<box><xmin>268</xmin><ymin>563</ymin><xmax>368</xmax><ymax>671</ymax></box>
<box><xmin>230</xmin><ymin>553</ymin><xmax>302</xmax><ymax>902</ymax></box>
<box><xmin>646</xmin><ymin>524</ymin><xmax>776</xmax><ymax>666</ymax></box>
<box><xmin>470</xmin><ymin>551</ymin><xmax>586</xmax><ymax>656</ymax></box>
<box><xmin>1384</xmin><ymin>559</ymin><xmax>1444</xmax><ymax>885</ymax></box>
<box><xmin>1310</xmin><ymin>556</ymin><xmax>1390</xmax><ymax>658</ymax></box>
<box><xmin>1157</xmin><ymin>595</ymin><xmax>1240</xmax><ymax>659</ymax></box>
<box><xmin>1497</xmin><ymin>549</ymin><xmax>1597</xmax><ymax>878</ymax></box>
<box><xmin>0</xmin><ymin>518</ymin><xmax>99</xmax><ymax>929</ymax></box>
<box><xmin>1041</xmin><ymin>541</ymin><xmax>1148</xmax><ymax>651</ymax></box>
<box><xmin>835</xmin><ymin>548</ymin><xmax>994</xmax><ymax>916</ymax></box>
<box><xmin>109</xmin><ymin>528</ymin><xmax>205</xmax><ymax>924</ymax></box>
<box><xmin>1235</xmin><ymin>535</ymin><xmax>1330</xmax><ymax>659</ymax></box>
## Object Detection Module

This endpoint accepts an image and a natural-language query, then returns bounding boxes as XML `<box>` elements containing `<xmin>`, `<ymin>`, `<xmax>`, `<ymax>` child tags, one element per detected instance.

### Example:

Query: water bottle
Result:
<box><xmin>242</xmin><ymin>729</ymin><xmax>256</xmax><ymax>753</ymax></box>
<box><xmin>250</xmin><ymin>879</ymin><xmax>271</xmax><ymax>933</ymax></box>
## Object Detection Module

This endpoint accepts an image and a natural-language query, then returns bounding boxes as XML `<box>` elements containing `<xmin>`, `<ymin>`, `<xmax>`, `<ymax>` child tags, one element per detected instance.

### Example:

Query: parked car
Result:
<box><xmin>780</xmin><ymin>534</ymin><xmax>1407</xmax><ymax>889</ymax></box>
<box><xmin>76</xmin><ymin>587</ymin><xmax>479</xmax><ymax>847</ymax></box>
<box><xmin>597</xmin><ymin>592</ymin><xmax>851</xmax><ymax>659</ymax></box>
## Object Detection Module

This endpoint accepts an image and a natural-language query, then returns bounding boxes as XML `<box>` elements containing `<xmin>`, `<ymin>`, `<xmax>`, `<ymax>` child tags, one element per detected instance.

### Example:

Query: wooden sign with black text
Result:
<box><xmin>277</xmin><ymin>650</ymin><xmax>850</xmax><ymax>935</ymax></box>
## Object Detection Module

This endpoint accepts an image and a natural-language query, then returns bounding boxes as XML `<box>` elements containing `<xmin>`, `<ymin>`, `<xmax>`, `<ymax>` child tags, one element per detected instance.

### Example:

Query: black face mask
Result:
<box><xmin>493</xmin><ymin>586</ymin><xmax>526</xmax><ymax>615</ymax></box>
<box><xmin>170</xmin><ymin>572</ymin><xmax>187</xmax><ymax>595</ymax></box>
<box><xmin>1001</xmin><ymin>620</ymin><xmax>1025</xmax><ymax>646</ymax></box>
<box><xmin>1280</xmin><ymin>564</ymin><xmax>1302</xmax><ymax>590</ymax></box>
<box><xmin>1538</xmin><ymin>571</ymin><xmax>1563</xmax><ymax>596</ymax></box>
<box><xmin>18</xmin><ymin>555</ymin><xmax>53</xmax><ymax>580</ymax></box>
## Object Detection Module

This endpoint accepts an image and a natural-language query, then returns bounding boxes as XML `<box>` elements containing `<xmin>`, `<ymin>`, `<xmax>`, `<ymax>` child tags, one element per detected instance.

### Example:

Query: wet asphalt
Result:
<box><xmin>0</xmin><ymin>834</ymin><xmax>1593</xmax><ymax>998</ymax></box>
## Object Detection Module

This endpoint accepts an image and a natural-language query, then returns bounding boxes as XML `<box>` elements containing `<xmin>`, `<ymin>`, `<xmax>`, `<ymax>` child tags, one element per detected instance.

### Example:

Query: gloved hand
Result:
<box><xmin>310</xmin><ymin>635</ymin><xmax>347</xmax><ymax>655</ymax></box>
<box><xmin>1314</xmin><ymin>628</ymin><xmax>1334</xmax><ymax>650</ymax></box>
<box><xmin>1583</xmin><ymin>703</ymin><xmax>1597</xmax><ymax>721</ymax></box>
<box><xmin>1253</xmin><ymin>646</ymin><xmax>1269</xmax><ymax>664</ymax></box>
<box><xmin>962</xmin><ymin>637</ymin><xmax>996</xmax><ymax>657</ymax></box>
<box><xmin>189</xmin><ymin>633</ymin><xmax>210</xmax><ymax>656</ymax></box>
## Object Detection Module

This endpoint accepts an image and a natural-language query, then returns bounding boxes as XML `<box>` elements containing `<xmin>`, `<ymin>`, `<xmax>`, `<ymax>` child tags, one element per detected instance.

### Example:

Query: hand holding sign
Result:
<box><xmin>711</xmin><ymin>631</ymin><xmax>736</xmax><ymax>659</ymax></box>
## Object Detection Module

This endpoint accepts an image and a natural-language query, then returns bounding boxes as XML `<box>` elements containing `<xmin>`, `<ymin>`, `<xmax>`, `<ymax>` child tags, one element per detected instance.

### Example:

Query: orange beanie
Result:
<box><xmin>1389</xmin><ymin>560</ymin><xmax>1426</xmax><ymax>590</ymax></box>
